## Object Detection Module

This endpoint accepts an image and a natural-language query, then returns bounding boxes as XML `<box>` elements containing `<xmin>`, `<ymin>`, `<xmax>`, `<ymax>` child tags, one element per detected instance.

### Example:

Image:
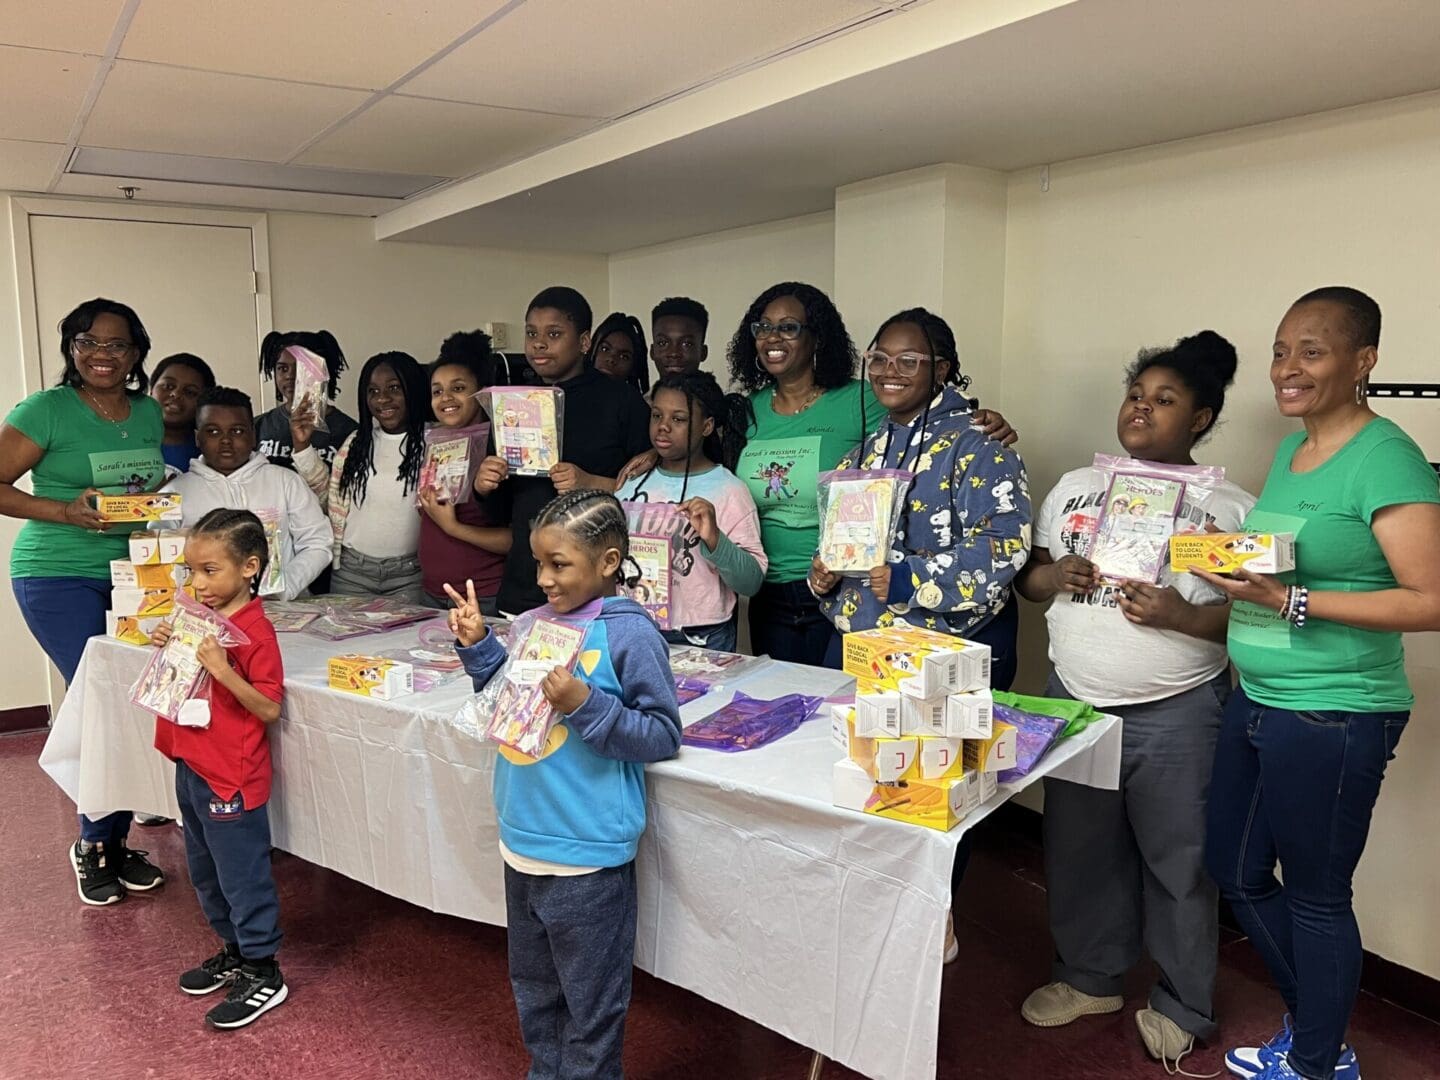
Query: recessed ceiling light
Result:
<box><xmin>69</xmin><ymin>147</ymin><xmax>444</xmax><ymax>200</ymax></box>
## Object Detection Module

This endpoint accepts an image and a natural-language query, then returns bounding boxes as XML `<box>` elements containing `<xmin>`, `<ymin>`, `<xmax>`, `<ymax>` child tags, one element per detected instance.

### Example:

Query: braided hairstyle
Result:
<box><xmin>588</xmin><ymin>312</ymin><xmax>650</xmax><ymax>395</ymax></box>
<box><xmin>259</xmin><ymin>329</ymin><xmax>348</xmax><ymax>402</ymax></box>
<box><xmin>532</xmin><ymin>489</ymin><xmax>638</xmax><ymax>587</ymax></box>
<box><xmin>191</xmin><ymin>507</ymin><xmax>269</xmax><ymax>598</ymax></box>
<box><xmin>635</xmin><ymin>370</ymin><xmax>754</xmax><ymax>503</ymax></box>
<box><xmin>726</xmin><ymin>282</ymin><xmax>858</xmax><ymax>394</ymax></box>
<box><xmin>339</xmin><ymin>351</ymin><xmax>428</xmax><ymax>504</ymax></box>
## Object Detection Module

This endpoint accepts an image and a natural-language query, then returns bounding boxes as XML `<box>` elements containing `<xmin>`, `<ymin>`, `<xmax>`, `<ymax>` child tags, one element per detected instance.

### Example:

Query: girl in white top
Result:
<box><xmin>1014</xmin><ymin>331</ymin><xmax>1254</xmax><ymax>1068</ymax></box>
<box><xmin>295</xmin><ymin>351</ymin><xmax>428</xmax><ymax>601</ymax></box>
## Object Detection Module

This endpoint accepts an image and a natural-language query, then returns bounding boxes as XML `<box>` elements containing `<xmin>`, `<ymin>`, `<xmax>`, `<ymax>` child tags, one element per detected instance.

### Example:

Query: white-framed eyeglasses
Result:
<box><xmin>864</xmin><ymin>349</ymin><xmax>931</xmax><ymax>376</ymax></box>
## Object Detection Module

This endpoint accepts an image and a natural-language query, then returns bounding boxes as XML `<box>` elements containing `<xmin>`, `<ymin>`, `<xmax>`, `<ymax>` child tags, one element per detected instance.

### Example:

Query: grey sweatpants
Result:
<box><xmin>1041</xmin><ymin>669</ymin><xmax>1228</xmax><ymax>1040</ymax></box>
<box><xmin>329</xmin><ymin>547</ymin><xmax>424</xmax><ymax>603</ymax></box>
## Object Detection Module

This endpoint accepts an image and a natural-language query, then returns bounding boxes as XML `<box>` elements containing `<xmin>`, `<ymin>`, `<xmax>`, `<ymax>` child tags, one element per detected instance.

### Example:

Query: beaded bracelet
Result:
<box><xmin>1280</xmin><ymin>584</ymin><xmax>1309</xmax><ymax>627</ymax></box>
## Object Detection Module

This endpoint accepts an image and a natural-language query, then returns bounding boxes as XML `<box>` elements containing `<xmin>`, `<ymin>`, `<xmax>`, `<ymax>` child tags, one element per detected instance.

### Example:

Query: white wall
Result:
<box><xmin>267</xmin><ymin>212</ymin><xmax>608</xmax><ymax>409</ymax></box>
<box><xmin>1000</xmin><ymin>90</ymin><xmax>1440</xmax><ymax>979</ymax></box>
<box><xmin>0</xmin><ymin>197</ymin><xmax>608</xmax><ymax>710</ymax></box>
<box><xmin>607</xmin><ymin>212</ymin><xmax>835</xmax><ymax>375</ymax></box>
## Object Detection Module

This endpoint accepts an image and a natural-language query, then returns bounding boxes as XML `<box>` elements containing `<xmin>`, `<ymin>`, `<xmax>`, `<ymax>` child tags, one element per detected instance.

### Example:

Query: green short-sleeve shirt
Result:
<box><xmin>7</xmin><ymin>387</ymin><xmax>165</xmax><ymax>580</ymax></box>
<box><xmin>1227</xmin><ymin>417</ymin><xmax>1440</xmax><ymax>712</ymax></box>
<box><xmin>736</xmin><ymin>379</ymin><xmax>882</xmax><ymax>583</ymax></box>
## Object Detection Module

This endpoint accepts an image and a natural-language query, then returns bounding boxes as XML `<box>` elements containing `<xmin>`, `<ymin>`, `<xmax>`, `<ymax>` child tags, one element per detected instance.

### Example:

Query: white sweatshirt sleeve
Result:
<box><xmin>292</xmin><ymin>445</ymin><xmax>330</xmax><ymax>505</ymax></box>
<box><xmin>281</xmin><ymin>471</ymin><xmax>335</xmax><ymax>599</ymax></box>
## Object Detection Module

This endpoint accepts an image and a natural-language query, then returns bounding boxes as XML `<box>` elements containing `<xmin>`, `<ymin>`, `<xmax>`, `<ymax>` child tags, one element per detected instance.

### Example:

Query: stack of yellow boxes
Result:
<box><xmin>106</xmin><ymin>531</ymin><xmax>191</xmax><ymax>645</ymax></box>
<box><xmin>831</xmin><ymin>625</ymin><xmax>1017</xmax><ymax>831</ymax></box>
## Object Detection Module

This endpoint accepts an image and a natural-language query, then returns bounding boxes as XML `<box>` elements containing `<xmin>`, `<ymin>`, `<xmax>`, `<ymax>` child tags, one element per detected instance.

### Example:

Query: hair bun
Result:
<box><xmin>1173</xmin><ymin>329</ymin><xmax>1238</xmax><ymax>386</ymax></box>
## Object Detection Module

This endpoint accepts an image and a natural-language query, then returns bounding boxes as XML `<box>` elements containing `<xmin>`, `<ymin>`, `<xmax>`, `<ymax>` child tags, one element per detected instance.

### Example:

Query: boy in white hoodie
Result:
<box><xmin>164</xmin><ymin>388</ymin><xmax>331</xmax><ymax>600</ymax></box>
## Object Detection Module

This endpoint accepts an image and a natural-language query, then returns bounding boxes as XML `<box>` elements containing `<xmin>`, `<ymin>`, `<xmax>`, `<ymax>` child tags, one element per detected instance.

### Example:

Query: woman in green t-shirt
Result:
<box><xmin>1198</xmin><ymin>287</ymin><xmax>1440</xmax><ymax>1080</ymax></box>
<box><xmin>0</xmin><ymin>298</ymin><xmax>168</xmax><ymax>907</ymax></box>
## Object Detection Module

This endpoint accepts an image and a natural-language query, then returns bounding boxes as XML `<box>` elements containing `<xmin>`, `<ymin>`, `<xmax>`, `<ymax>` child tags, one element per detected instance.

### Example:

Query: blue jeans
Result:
<box><xmin>176</xmin><ymin>761</ymin><xmax>283</xmax><ymax>959</ymax></box>
<box><xmin>505</xmin><ymin>861</ymin><xmax>637</xmax><ymax>1080</ymax></box>
<box><xmin>663</xmin><ymin>616</ymin><xmax>737</xmax><ymax>653</ymax></box>
<box><xmin>12</xmin><ymin>576</ymin><xmax>131</xmax><ymax>845</ymax></box>
<box><xmin>749</xmin><ymin>579</ymin><xmax>835</xmax><ymax>667</ymax></box>
<box><xmin>1205</xmin><ymin>687</ymin><xmax>1407</xmax><ymax>1079</ymax></box>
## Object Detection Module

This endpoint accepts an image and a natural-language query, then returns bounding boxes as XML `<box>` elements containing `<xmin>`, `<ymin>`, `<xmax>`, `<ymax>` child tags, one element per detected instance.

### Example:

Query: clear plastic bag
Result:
<box><xmin>287</xmin><ymin>345</ymin><xmax>331</xmax><ymax>433</ymax></box>
<box><xmin>254</xmin><ymin>508</ymin><xmax>288</xmax><ymax>599</ymax></box>
<box><xmin>1085</xmin><ymin>455</ymin><xmax>1226</xmax><ymax>583</ymax></box>
<box><xmin>454</xmin><ymin>605</ymin><xmax>595</xmax><ymax>756</ymax></box>
<box><xmin>816</xmin><ymin>468</ymin><xmax>914</xmax><ymax>573</ymax></box>
<box><xmin>619</xmin><ymin>501</ymin><xmax>692</xmax><ymax>630</ymax></box>
<box><xmin>666</xmin><ymin>646</ymin><xmax>766</xmax><ymax>686</ymax></box>
<box><xmin>130</xmin><ymin>592</ymin><xmax>251</xmax><ymax>724</ymax></box>
<box><xmin>480</xmin><ymin>386</ymin><xmax>563</xmax><ymax>477</ymax></box>
<box><xmin>681</xmin><ymin>692</ymin><xmax>824</xmax><ymax>752</ymax></box>
<box><xmin>416</xmin><ymin>422</ymin><xmax>489</xmax><ymax>507</ymax></box>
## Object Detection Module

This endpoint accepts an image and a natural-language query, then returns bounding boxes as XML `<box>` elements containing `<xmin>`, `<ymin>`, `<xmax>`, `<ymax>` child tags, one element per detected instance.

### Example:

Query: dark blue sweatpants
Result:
<box><xmin>175</xmin><ymin>760</ymin><xmax>283</xmax><ymax>959</ymax></box>
<box><xmin>505</xmin><ymin>861</ymin><xmax>637</xmax><ymax>1080</ymax></box>
<box><xmin>12</xmin><ymin>575</ymin><xmax>131</xmax><ymax>844</ymax></box>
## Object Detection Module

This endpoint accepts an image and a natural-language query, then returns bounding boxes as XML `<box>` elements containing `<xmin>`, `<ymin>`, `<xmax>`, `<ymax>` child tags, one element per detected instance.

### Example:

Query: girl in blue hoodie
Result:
<box><xmin>452</xmin><ymin>489</ymin><xmax>682</xmax><ymax>1080</ymax></box>
<box><xmin>810</xmin><ymin>307</ymin><xmax>1032</xmax><ymax>689</ymax></box>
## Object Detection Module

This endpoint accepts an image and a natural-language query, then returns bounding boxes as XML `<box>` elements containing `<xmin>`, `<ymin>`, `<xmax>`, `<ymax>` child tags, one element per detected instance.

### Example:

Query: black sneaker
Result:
<box><xmin>180</xmin><ymin>943</ymin><xmax>243</xmax><ymax>996</ymax></box>
<box><xmin>69</xmin><ymin>840</ymin><xmax>124</xmax><ymax>906</ymax></box>
<box><xmin>205</xmin><ymin>960</ymin><xmax>288</xmax><ymax>1029</ymax></box>
<box><xmin>113</xmin><ymin>841</ymin><xmax>165</xmax><ymax>892</ymax></box>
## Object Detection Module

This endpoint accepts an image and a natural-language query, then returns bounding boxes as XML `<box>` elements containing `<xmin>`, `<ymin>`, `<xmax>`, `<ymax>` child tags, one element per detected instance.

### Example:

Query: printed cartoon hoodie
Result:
<box><xmin>817</xmin><ymin>384</ymin><xmax>1032</xmax><ymax>638</ymax></box>
<box><xmin>458</xmin><ymin>596</ymin><xmax>682</xmax><ymax>868</ymax></box>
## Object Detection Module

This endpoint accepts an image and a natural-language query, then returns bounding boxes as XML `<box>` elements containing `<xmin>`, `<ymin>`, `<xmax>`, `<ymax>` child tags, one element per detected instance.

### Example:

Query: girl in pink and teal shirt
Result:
<box><xmin>615</xmin><ymin>371</ymin><xmax>766</xmax><ymax>652</ymax></box>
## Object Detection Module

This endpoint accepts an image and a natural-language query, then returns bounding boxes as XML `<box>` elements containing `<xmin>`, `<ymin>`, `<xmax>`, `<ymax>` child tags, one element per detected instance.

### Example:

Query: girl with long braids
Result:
<box><xmin>297</xmin><ymin>351</ymin><xmax>429</xmax><ymax>600</ymax></box>
<box><xmin>616</xmin><ymin>371</ymin><xmax>767</xmax><ymax>651</ymax></box>
<box><xmin>588</xmin><ymin>311</ymin><xmax>651</xmax><ymax>396</ymax></box>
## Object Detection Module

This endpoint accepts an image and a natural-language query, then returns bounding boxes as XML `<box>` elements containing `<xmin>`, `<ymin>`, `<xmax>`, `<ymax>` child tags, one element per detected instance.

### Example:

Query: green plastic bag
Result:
<box><xmin>992</xmin><ymin>692</ymin><xmax>1102</xmax><ymax>739</ymax></box>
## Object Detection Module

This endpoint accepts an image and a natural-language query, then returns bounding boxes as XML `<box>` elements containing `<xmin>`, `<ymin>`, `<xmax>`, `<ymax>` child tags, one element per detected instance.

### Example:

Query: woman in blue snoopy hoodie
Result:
<box><xmin>810</xmin><ymin>308</ymin><xmax>1032</xmax><ymax>691</ymax></box>
<box><xmin>451</xmin><ymin>490</ymin><xmax>681</xmax><ymax>1080</ymax></box>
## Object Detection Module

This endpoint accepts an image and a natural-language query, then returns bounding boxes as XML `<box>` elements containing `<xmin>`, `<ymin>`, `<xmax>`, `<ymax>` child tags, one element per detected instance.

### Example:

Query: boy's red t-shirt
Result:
<box><xmin>153</xmin><ymin>598</ymin><xmax>285</xmax><ymax>808</ymax></box>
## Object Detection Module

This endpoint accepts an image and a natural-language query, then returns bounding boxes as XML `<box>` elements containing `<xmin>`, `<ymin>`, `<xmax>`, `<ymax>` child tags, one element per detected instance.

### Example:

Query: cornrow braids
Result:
<box><xmin>533</xmin><ymin>490</ymin><xmax>631</xmax><ymax>583</ymax></box>
<box><xmin>340</xmin><ymin>351</ymin><xmax>429</xmax><ymax>505</ymax></box>
<box><xmin>191</xmin><ymin>507</ymin><xmax>269</xmax><ymax>598</ymax></box>
<box><xmin>259</xmin><ymin>329</ymin><xmax>348</xmax><ymax>401</ymax></box>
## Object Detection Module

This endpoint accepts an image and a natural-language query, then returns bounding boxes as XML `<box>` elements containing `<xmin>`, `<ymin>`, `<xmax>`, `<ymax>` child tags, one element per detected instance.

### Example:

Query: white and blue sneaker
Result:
<box><xmin>1227</xmin><ymin>1018</ymin><xmax>1359</xmax><ymax>1079</ymax></box>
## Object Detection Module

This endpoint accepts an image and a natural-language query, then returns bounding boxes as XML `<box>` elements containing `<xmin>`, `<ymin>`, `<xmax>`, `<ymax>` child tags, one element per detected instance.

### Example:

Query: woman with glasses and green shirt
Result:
<box><xmin>726</xmin><ymin>283</ymin><xmax>1018</xmax><ymax>665</ymax></box>
<box><xmin>0</xmin><ymin>297</ymin><xmax>168</xmax><ymax>906</ymax></box>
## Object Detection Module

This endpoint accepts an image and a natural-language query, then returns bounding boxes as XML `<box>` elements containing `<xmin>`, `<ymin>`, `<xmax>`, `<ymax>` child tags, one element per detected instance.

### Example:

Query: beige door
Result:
<box><xmin>29</xmin><ymin>215</ymin><xmax>263</xmax><ymax>401</ymax></box>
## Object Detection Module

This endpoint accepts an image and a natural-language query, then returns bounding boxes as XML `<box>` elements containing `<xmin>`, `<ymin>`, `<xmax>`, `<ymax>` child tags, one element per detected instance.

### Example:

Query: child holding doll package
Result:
<box><xmin>615</xmin><ymin>370</ymin><xmax>766</xmax><ymax>650</ymax></box>
<box><xmin>147</xmin><ymin>508</ymin><xmax>288</xmax><ymax>1030</ymax></box>
<box><xmin>452</xmin><ymin>490</ymin><xmax>681</xmax><ymax>1079</ymax></box>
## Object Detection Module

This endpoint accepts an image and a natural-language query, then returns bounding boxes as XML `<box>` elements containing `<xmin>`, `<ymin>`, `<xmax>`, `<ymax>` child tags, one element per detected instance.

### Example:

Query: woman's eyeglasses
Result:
<box><xmin>864</xmin><ymin>350</ymin><xmax>931</xmax><ymax>376</ymax></box>
<box><xmin>73</xmin><ymin>336</ymin><xmax>134</xmax><ymax>358</ymax></box>
<box><xmin>750</xmin><ymin>319</ymin><xmax>807</xmax><ymax>341</ymax></box>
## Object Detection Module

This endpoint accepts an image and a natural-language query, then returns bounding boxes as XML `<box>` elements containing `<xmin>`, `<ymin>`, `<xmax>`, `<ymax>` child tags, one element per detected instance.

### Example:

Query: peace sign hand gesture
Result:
<box><xmin>443</xmin><ymin>578</ymin><xmax>487</xmax><ymax>647</ymax></box>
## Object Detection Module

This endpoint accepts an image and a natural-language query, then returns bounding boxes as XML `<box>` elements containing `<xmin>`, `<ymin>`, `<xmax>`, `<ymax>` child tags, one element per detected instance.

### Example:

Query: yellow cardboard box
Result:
<box><xmin>110</xmin><ymin>559</ymin><xmax>189</xmax><ymax>589</ymax></box>
<box><xmin>945</xmin><ymin>689</ymin><xmax>993</xmax><ymax>739</ymax></box>
<box><xmin>106</xmin><ymin>611</ymin><xmax>164</xmax><ymax>646</ymax></box>
<box><xmin>1169</xmin><ymin>532</ymin><xmax>1295</xmax><ymax>575</ymax></box>
<box><xmin>918</xmin><ymin>736</ymin><xmax>965</xmax><ymax>780</ymax></box>
<box><xmin>843</xmin><ymin>626</ymin><xmax>991</xmax><ymax>698</ymax></box>
<box><xmin>111</xmin><ymin>586</ymin><xmax>180</xmax><ymax>618</ymax></box>
<box><xmin>832</xmin><ymin>758</ymin><xmax>974</xmax><ymax>832</ymax></box>
<box><xmin>129</xmin><ymin>530</ymin><xmax>187</xmax><ymax>565</ymax></box>
<box><xmin>900</xmin><ymin>692</ymin><xmax>947</xmax><ymax>737</ymax></box>
<box><xmin>853</xmin><ymin>678</ymin><xmax>902</xmax><ymax>738</ymax></box>
<box><xmin>328</xmin><ymin>655</ymin><xmax>414</xmax><ymax>700</ymax></box>
<box><xmin>92</xmin><ymin>492</ymin><xmax>183</xmax><ymax>524</ymax></box>
<box><xmin>963</xmin><ymin>720</ymin><xmax>1017</xmax><ymax>774</ymax></box>
<box><xmin>848</xmin><ymin>734</ymin><xmax>919</xmax><ymax>783</ymax></box>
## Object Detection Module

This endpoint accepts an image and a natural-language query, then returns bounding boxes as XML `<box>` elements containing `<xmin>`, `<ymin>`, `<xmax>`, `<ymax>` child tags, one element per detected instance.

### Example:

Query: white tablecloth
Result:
<box><xmin>40</xmin><ymin>627</ymin><xmax>1120</xmax><ymax>1080</ymax></box>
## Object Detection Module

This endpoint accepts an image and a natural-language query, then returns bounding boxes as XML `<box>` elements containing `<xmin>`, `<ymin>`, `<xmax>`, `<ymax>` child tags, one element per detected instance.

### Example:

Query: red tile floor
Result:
<box><xmin>3</xmin><ymin>727</ymin><xmax>1437</xmax><ymax>1080</ymax></box>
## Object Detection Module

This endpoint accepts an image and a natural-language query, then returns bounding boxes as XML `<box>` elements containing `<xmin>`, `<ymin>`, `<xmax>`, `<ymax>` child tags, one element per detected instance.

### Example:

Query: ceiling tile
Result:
<box><xmin>295</xmin><ymin>95</ymin><xmax>593</xmax><ymax>178</ymax></box>
<box><xmin>82</xmin><ymin>60</ymin><xmax>370</xmax><ymax>161</ymax></box>
<box><xmin>0</xmin><ymin>0</ymin><xmax>127</xmax><ymax>54</ymax></box>
<box><xmin>120</xmin><ymin>0</ymin><xmax>509</xmax><ymax>90</ymax></box>
<box><xmin>0</xmin><ymin>140</ymin><xmax>67</xmax><ymax>191</ymax></box>
<box><xmin>403</xmin><ymin>0</ymin><xmax>879</xmax><ymax>117</ymax></box>
<box><xmin>0</xmin><ymin>46</ymin><xmax>98</xmax><ymax>142</ymax></box>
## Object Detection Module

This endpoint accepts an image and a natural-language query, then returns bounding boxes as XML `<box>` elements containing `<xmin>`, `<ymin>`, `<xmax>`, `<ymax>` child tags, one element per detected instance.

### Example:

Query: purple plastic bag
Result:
<box><xmin>682</xmin><ymin>692</ymin><xmax>824</xmax><ymax>752</ymax></box>
<box><xmin>675</xmin><ymin>676</ymin><xmax>711</xmax><ymax>706</ymax></box>
<box><xmin>994</xmin><ymin>703</ymin><xmax>1067</xmax><ymax>784</ymax></box>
